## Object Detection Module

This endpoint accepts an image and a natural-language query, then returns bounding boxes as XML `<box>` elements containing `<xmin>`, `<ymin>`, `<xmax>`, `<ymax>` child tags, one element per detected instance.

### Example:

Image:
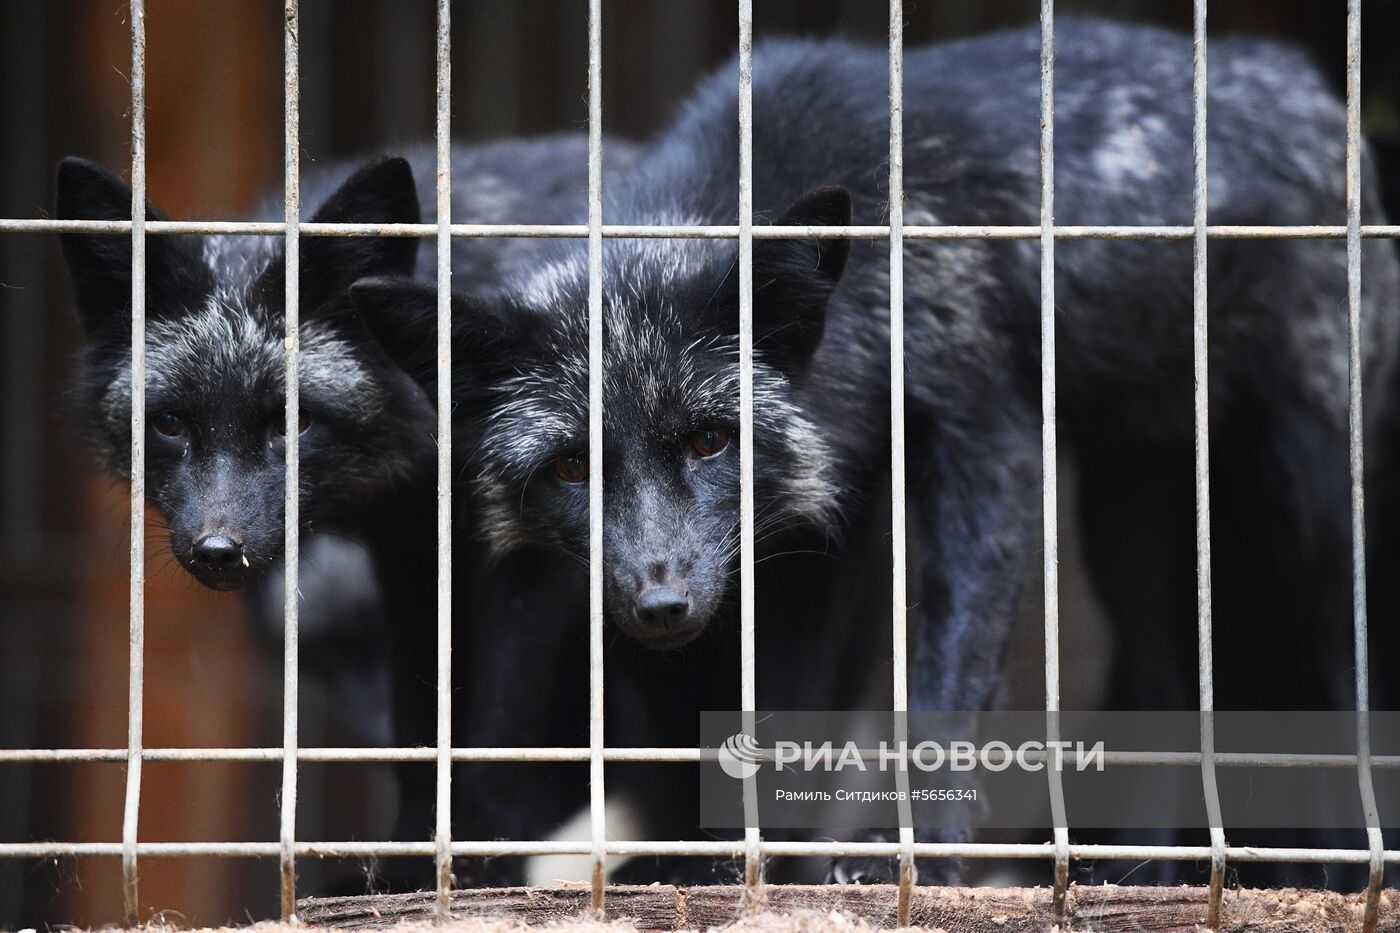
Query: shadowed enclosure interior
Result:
<box><xmin>2</xmin><ymin>0</ymin><xmax>1400</xmax><ymax>929</ymax></box>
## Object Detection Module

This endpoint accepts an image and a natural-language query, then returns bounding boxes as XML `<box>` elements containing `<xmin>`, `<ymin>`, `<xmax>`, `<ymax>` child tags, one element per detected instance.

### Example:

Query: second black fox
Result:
<box><xmin>360</xmin><ymin>20</ymin><xmax>1400</xmax><ymax>883</ymax></box>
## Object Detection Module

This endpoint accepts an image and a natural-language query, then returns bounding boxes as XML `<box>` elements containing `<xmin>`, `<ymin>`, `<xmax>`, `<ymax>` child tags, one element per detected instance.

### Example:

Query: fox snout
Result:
<box><xmin>611</xmin><ymin>560</ymin><xmax>712</xmax><ymax>649</ymax></box>
<box><xmin>161</xmin><ymin>461</ymin><xmax>285</xmax><ymax>592</ymax></box>
<box><xmin>635</xmin><ymin>584</ymin><xmax>691</xmax><ymax>630</ymax></box>
<box><xmin>184</xmin><ymin>529</ymin><xmax>253</xmax><ymax>590</ymax></box>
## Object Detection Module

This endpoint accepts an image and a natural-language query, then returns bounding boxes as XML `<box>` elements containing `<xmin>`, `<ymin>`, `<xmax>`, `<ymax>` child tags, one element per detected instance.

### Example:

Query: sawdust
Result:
<box><xmin>129</xmin><ymin>910</ymin><xmax>918</xmax><ymax>933</ymax></box>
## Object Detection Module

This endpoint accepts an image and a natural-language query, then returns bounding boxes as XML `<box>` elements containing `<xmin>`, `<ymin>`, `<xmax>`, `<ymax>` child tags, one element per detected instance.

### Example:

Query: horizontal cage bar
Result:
<box><xmin>5</xmin><ymin>746</ymin><xmax>1400</xmax><ymax>767</ymax></box>
<box><xmin>2</xmin><ymin>840</ymin><xmax>1399</xmax><ymax>865</ymax></box>
<box><xmin>5</xmin><ymin>218</ymin><xmax>1400</xmax><ymax>239</ymax></box>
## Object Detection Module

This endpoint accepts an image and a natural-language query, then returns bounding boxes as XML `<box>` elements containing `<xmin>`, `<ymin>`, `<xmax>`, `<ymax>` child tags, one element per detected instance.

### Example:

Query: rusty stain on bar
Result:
<box><xmin>122</xmin><ymin>0</ymin><xmax>146</xmax><ymax>925</ymax></box>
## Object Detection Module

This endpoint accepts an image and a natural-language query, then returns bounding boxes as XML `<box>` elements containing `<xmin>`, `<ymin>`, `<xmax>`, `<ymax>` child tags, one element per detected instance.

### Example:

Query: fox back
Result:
<box><xmin>359</xmin><ymin>22</ymin><xmax>1400</xmax><ymax>652</ymax></box>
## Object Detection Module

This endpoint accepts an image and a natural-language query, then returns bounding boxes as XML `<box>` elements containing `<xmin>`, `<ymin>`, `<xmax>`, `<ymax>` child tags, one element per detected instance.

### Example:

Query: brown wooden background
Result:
<box><xmin>1</xmin><ymin>0</ymin><xmax>1398</xmax><ymax>926</ymax></box>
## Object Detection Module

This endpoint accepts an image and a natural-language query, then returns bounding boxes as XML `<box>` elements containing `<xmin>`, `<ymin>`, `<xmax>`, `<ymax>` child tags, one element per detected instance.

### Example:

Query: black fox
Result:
<box><xmin>56</xmin><ymin>136</ymin><xmax>631</xmax><ymax>888</ymax></box>
<box><xmin>58</xmin><ymin>137</ymin><xmax>623</xmax><ymax>594</ymax></box>
<box><xmin>359</xmin><ymin>20</ymin><xmax>1400</xmax><ymax>885</ymax></box>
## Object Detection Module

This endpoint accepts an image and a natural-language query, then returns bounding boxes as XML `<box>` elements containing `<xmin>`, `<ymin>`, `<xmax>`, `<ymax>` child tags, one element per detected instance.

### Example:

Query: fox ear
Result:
<box><xmin>722</xmin><ymin>185</ymin><xmax>850</xmax><ymax>372</ymax></box>
<box><xmin>55</xmin><ymin>156</ymin><xmax>208</xmax><ymax>342</ymax></box>
<box><xmin>351</xmin><ymin>275</ymin><xmax>521</xmax><ymax>401</ymax></box>
<box><xmin>754</xmin><ymin>186</ymin><xmax>850</xmax><ymax>367</ymax></box>
<box><xmin>302</xmin><ymin>156</ymin><xmax>421</xmax><ymax>311</ymax></box>
<box><xmin>348</xmin><ymin>277</ymin><xmax>441</xmax><ymax>393</ymax></box>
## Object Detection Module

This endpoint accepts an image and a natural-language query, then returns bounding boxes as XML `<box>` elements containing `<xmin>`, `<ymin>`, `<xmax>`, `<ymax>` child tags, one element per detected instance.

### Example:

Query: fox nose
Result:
<box><xmin>634</xmin><ymin>585</ymin><xmax>691</xmax><ymax>630</ymax></box>
<box><xmin>192</xmin><ymin>533</ymin><xmax>245</xmax><ymax>572</ymax></box>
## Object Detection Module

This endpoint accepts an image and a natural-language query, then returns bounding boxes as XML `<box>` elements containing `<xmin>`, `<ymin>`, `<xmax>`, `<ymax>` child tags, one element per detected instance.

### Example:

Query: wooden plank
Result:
<box><xmin>299</xmin><ymin>883</ymin><xmax>1396</xmax><ymax>931</ymax></box>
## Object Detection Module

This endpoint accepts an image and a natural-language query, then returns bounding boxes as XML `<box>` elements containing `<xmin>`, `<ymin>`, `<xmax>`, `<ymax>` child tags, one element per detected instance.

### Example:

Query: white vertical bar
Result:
<box><xmin>887</xmin><ymin>0</ymin><xmax>914</xmax><ymax>926</ymax></box>
<box><xmin>1037</xmin><ymin>2</ymin><xmax>1069</xmax><ymax>928</ymax></box>
<box><xmin>121</xmin><ymin>0</ymin><xmax>146</xmax><ymax>925</ymax></box>
<box><xmin>1190</xmin><ymin>4</ymin><xmax>1227</xmax><ymax>930</ymax></box>
<box><xmin>736</xmin><ymin>0</ymin><xmax>763</xmax><ymax>905</ymax></box>
<box><xmin>280</xmin><ymin>0</ymin><xmax>301</xmax><ymax>920</ymax></box>
<box><xmin>586</xmin><ymin>0</ymin><xmax>607</xmax><ymax>914</ymax></box>
<box><xmin>1345</xmin><ymin>3</ymin><xmax>1385</xmax><ymax>930</ymax></box>
<box><xmin>434</xmin><ymin>0</ymin><xmax>454</xmax><ymax>920</ymax></box>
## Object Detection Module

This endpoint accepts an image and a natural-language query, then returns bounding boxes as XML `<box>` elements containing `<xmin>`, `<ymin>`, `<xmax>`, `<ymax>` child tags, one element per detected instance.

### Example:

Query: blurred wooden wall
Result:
<box><xmin>63</xmin><ymin>0</ymin><xmax>281</xmax><ymax>925</ymax></box>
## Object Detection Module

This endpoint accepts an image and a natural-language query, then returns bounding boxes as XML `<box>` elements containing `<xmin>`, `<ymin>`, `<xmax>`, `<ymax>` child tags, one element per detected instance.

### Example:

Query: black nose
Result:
<box><xmin>634</xmin><ymin>585</ymin><xmax>691</xmax><ymax>629</ymax></box>
<box><xmin>192</xmin><ymin>534</ymin><xmax>245</xmax><ymax>572</ymax></box>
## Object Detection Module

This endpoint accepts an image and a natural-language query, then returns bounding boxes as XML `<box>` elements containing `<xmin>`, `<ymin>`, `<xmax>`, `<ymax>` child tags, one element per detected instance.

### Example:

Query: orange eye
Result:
<box><xmin>554</xmin><ymin>454</ymin><xmax>588</xmax><ymax>483</ymax></box>
<box><xmin>271</xmin><ymin>412</ymin><xmax>313</xmax><ymax>437</ymax></box>
<box><xmin>690</xmin><ymin>429</ymin><xmax>730</xmax><ymax>458</ymax></box>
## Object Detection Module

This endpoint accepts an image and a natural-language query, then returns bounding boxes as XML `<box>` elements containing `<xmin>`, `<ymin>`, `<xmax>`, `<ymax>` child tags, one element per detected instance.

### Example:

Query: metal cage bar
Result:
<box><xmin>6</xmin><ymin>745</ymin><xmax>1400</xmax><ymax>768</ymax></box>
<box><xmin>433</xmin><ymin>0</ymin><xmax>454</xmax><ymax>919</ymax></box>
<box><xmin>1036</xmin><ymin>3</ymin><xmax>1071</xmax><ymax>928</ymax></box>
<box><xmin>736</xmin><ymin>0</ymin><xmax>764</xmax><ymax>906</ymax></box>
<box><xmin>3</xmin><ymin>3</ymin><xmax>1399</xmax><ymax>923</ymax></box>
<box><xmin>3</xmin><ymin>839</ymin><xmax>1400</xmax><ymax>864</ymax></box>
<box><xmin>1345</xmin><ymin>2</ymin><xmax>1386</xmax><ymax>931</ymax></box>
<box><xmin>1190</xmin><ymin>2</ymin><xmax>1229</xmax><ymax>929</ymax></box>
<box><xmin>9</xmin><ymin>218</ymin><xmax>1400</xmax><ymax>239</ymax></box>
<box><xmin>586</xmin><ymin>0</ymin><xmax>607</xmax><ymax>913</ymax></box>
<box><xmin>278</xmin><ymin>0</ymin><xmax>302</xmax><ymax>920</ymax></box>
<box><xmin>121</xmin><ymin>0</ymin><xmax>147</xmax><ymax>924</ymax></box>
<box><xmin>887</xmin><ymin>0</ymin><xmax>915</xmax><ymax>926</ymax></box>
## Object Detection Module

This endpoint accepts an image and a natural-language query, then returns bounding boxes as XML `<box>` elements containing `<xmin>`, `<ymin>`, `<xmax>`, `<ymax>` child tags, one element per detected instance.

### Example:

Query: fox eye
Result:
<box><xmin>152</xmin><ymin>412</ymin><xmax>187</xmax><ymax>439</ymax></box>
<box><xmin>270</xmin><ymin>412</ymin><xmax>314</xmax><ymax>437</ymax></box>
<box><xmin>690</xmin><ymin>428</ymin><xmax>730</xmax><ymax>458</ymax></box>
<box><xmin>554</xmin><ymin>454</ymin><xmax>588</xmax><ymax>484</ymax></box>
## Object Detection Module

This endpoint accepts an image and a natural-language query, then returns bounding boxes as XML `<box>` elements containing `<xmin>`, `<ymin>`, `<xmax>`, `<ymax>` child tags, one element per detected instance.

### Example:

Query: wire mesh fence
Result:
<box><xmin>1</xmin><ymin>0</ymin><xmax>1399</xmax><ymax>929</ymax></box>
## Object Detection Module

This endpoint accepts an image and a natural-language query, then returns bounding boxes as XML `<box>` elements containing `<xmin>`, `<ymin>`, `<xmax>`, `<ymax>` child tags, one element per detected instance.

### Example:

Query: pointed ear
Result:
<box><xmin>750</xmin><ymin>185</ymin><xmax>851</xmax><ymax>370</ymax></box>
<box><xmin>351</xmin><ymin>276</ymin><xmax>532</xmax><ymax>401</ymax></box>
<box><xmin>302</xmin><ymin>156</ymin><xmax>420</xmax><ymax>312</ymax></box>
<box><xmin>349</xmin><ymin>276</ymin><xmax>442</xmax><ymax>393</ymax></box>
<box><xmin>55</xmin><ymin>156</ymin><xmax>208</xmax><ymax>341</ymax></box>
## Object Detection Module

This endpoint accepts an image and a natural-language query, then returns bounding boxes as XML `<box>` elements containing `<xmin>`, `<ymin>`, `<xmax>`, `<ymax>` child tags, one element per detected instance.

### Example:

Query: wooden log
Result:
<box><xmin>297</xmin><ymin>883</ymin><xmax>1396</xmax><ymax>931</ymax></box>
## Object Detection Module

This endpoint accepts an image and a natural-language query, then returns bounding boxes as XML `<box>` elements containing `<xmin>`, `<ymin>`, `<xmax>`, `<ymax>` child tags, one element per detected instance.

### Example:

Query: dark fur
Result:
<box><xmin>56</xmin><ymin>137</ymin><xmax>635</xmax><ymax>891</ymax></box>
<box><xmin>58</xmin><ymin>137</ymin><xmax>620</xmax><ymax>589</ymax></box>
<box><xmin>59</xmin><ymin>154</ymin><xmax>429</xmax><ymax>586</ymax></box>
<box><xmin>361</xmin><ymin>21</ymin><xmax>1400</xmax><ymax>886</ymax></box>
